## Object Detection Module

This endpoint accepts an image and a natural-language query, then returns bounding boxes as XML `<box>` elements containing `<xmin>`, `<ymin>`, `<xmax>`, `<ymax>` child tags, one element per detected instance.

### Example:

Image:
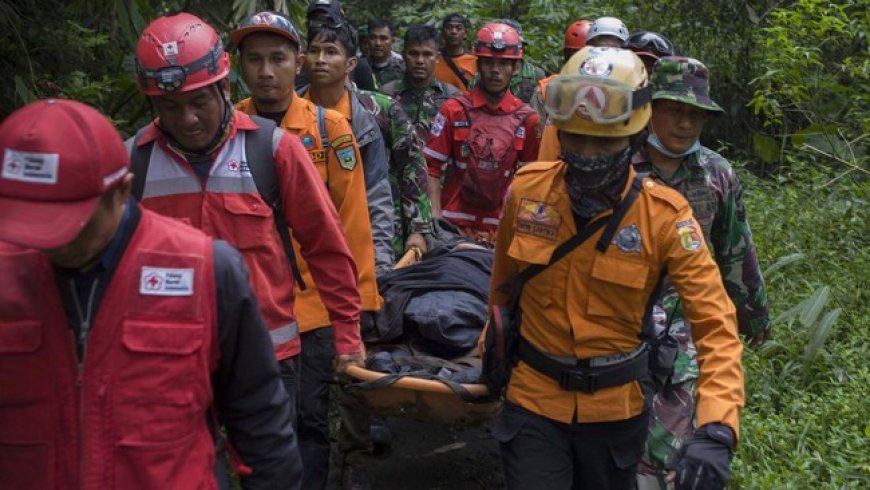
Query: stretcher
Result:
<box><xmin>343</xmin><ymin>247</ymin><xmax>501</xmax><ymax>426</ymax></box>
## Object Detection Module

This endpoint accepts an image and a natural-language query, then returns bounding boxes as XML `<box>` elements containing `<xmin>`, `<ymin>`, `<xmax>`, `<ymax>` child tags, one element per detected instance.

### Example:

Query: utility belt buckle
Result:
<box><xmin>558</xmin><ymin>368</ymin><xmax>598</xmax><ymax>393</ymax></box>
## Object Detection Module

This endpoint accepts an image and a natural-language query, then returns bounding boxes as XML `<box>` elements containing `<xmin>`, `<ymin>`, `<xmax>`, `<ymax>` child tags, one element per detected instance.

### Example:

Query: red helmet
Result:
<box><xmin>472</xmin><ymin>22</ymin><xmax>523</xmax><ymax>60</ymax></box>
<box><xmin>564</xmin><ymin>19</ymin><xmax>593</xmax><ymax>50</ymax></box>
<box><xmin>135</xmin><ymin>13</ymin><xmax>230</xmax><ymax>95</ymax></box>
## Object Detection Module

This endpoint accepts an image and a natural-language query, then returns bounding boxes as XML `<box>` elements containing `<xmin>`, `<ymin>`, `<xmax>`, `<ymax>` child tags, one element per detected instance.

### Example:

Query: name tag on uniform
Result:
<box><xmin>140</xmin><ymin>267</ymin><xmax>194</xmax><ymax>296</ymax></box>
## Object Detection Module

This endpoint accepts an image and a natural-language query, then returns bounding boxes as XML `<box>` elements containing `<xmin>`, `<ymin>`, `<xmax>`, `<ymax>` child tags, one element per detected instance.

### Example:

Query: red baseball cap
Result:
<box><xmin>0</xmin><ymin>98</ymin><xmax>130</xmax><ymax>249</ymax></box>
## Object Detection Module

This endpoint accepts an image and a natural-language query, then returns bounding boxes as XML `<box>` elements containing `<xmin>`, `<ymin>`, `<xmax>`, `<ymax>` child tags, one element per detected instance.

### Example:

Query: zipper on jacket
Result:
<box><xmin>68</xmin><ymin>278</ymin><xmax>99</xmax><ymax>490</ymax></box>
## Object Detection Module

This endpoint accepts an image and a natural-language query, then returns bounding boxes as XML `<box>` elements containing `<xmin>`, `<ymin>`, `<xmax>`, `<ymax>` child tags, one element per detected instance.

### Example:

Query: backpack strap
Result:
<box><xmin>245</xmin><ymin>115</ymin><xmax>307</xmax><ymax>290</ymax></box>
<box><xmin>130</xmin><ymin>127</ymin><xmax>153</xmax><ymax>201</ymax></box>
<box><xmin>316</xmin><ymin>105</ymin><xmax>330</xmax><ymax>151</ymax></box>
<box><xmin>441</xmin><ymin>50</ymin><xmax>470</xmax><ymax>89</ymax></box>
<box><xmin>509</xmin><ymin>173</ymin><xmax>646</xmax><ymax>300</ymax></box>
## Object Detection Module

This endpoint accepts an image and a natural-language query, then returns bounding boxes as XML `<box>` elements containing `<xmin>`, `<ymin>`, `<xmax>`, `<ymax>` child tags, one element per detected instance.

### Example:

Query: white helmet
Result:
<box><xmin>587</xmin><ymin>16</ymin><xmax>629</xmax><ymax>43</ymax></box>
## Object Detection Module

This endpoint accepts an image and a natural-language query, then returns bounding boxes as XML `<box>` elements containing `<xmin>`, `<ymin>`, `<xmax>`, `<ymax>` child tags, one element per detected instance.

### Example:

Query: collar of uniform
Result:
<box><xmin>468</xmin><ymin>86</ymin><xmax>522</xmax><ymax>113</ymax></box>
<box><xmin>139</xmin><ymin>110</ymin><xmax>254</xmax><ymax>147</ymax></box>
<box><xmin>279</xmin><ymin>95</ymin><xmax>313</xmax><ymax>130</ymax></box>
<box><xmin>399</xmin><ymin>76</ymin><xmax>447</xmax><ymax>94</ymax></box>
<box><xmin>303</xmin><ymin>86</ymin><xmax>353</xmax><ymax>121</ymax></box>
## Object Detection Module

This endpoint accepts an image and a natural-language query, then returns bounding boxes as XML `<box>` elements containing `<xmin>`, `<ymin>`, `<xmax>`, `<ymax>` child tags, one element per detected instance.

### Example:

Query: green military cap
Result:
<box><xmin>651</xmin><ymin>56</ymin><xmax>723</xmax><ymax>113</ymax></box>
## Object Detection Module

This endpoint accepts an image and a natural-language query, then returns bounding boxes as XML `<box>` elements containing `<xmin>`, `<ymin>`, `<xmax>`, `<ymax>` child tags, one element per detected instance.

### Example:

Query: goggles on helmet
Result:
<box><xmin>544</xmin><ymin>75</ymin><xmax>650</xmax><ymax>125</ymax></box>
<box><xmin>625</xmin><ymin>33</ymin><xmax>675</xmax><ymax>58</ymax></box>
<box><xmin>136</xmin><ymin>41</ymin><xmax>224</xmax><ymax>93</ymax></box>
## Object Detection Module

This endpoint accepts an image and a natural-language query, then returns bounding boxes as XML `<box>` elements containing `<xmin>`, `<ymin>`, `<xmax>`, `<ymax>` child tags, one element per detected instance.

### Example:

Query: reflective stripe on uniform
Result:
<box><xmin>442</xmin><ymin>209</ymin><xmax>477</xmax><ymax>221</ymax></box>
<box><xmin>269</xmin><ymin>321</ymin><xmax>299</xmax><ymax>347</ymax></box>
<box><xmin>143</xmin><ymin>133</ymin><xmax>260</xmax><ymax>197</ymax></box>
<box><xmin>423</xmin><ymin>146</ymin><xmax>449</xmax><ymax>162</ymax></box>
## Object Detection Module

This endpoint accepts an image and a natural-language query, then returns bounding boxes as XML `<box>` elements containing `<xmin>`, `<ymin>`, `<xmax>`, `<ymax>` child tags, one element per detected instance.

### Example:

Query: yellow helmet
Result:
<box><xmin>544</xmin><ymin>46</ymin><xmax>651</xmax><ymax>137</ymax></box>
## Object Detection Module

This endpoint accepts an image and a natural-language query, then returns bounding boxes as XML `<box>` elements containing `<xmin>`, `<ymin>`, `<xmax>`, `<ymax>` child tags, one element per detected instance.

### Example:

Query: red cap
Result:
<box><xmin>0</xmin><ymin>99</ymin><xmax>129</xmax><ymax>249</ymax></box>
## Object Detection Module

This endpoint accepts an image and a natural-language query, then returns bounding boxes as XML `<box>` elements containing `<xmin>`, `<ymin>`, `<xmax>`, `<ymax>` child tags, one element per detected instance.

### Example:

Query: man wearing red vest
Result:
<box><xmin>0</xmin><ymin>98</ymin><xmax>301</xmax><ymax>489</ymax></box>
<box><xmin>424</xmin><ymin>22</ymin><xmax>541</xmax><ymax>244</ymax></box>
<box><xmin>128</xmin><ymin>13</ymin><xmax>365</xmax><ymax>420</ymax></box>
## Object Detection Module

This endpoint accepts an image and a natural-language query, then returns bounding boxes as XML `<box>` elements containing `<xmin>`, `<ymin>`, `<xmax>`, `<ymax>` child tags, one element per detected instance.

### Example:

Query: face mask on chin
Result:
<box><xmin>561</xmin><ymin>145</ymin><xmax>632</xmax><ymax>218</ymax></box>
<box><xmin>647</xmin><ymin>130</ymin><xmax>701</xmax><ymax>159</ymax></box>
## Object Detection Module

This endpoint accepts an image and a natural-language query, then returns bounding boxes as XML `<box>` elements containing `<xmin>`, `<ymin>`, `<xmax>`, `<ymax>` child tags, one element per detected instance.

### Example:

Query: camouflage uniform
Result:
<box><xmin>368</xmin><ymin>55</ymin><xmax>406</xmax><ymax>88</ymax></box>
<box><xmin>380</xmin><ymin>77</ymin><xmax>462</xmax><ymax>146</ymax></box>
<box><xmin>635</xmin><ymin>57</ymin><xmax>771</xmax><ymax>489</ymax></box>
<box><xmin>356</xmin><ymin>88</ymin><xmax>434</xmax><ymax>254</ymax></box>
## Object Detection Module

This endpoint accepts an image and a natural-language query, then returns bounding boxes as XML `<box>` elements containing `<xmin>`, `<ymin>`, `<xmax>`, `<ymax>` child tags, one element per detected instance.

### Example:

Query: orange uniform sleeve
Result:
<box><xmin>661</xmin><ymin>203</ymin><xmax>745</xmax><ymax>439</ymax></box>
<box><xmin>489</xmin><ymin>187</ymin><xmax>521</xmax><ymax>306</ymax></box>
<box><xmin>324</xmin><ymin>114</ymin><xmax>381</xmax><ymax>314</ymax></box>
<box><xmin>274</xmin><ymin>132</ymin><xmax>362</xmax><ymax>355</ymax></box>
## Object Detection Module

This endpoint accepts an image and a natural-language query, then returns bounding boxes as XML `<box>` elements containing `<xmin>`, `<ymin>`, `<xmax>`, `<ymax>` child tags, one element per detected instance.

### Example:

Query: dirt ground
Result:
<box><xmin>328</xmin><ymin>416</ymin><xmax>506</xmax><ymax>489</ymax></box>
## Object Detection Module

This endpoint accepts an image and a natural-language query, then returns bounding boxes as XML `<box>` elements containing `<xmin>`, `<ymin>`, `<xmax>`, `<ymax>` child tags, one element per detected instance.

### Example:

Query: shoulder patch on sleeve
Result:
<box><xmin>336</xmin><ymin>146</ymin><xmax>357</xmax><ymax>170</ymax></box>
<box><xmin>644</xmin><ymin>178</ymin><xmax>690</xmax><ymax>211</ymax></box>
<box><xmin>431</xmin><ymin>113</ymin><xmax>446</xmax><ymax>137</ymax></box>
<box><xmin>330</xmin><ymin>134</ymin><xmax>353</xmax><ymax>149</ymax></box>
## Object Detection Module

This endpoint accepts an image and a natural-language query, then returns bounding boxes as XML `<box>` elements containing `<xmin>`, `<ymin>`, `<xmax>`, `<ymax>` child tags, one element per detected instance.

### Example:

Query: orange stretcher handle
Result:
<box><xmin>344</xmin><ymin>365</ymin><xmax>491</xmax><ymax>397</ymax></box>
<box><xmin>394</xmin><ymin>246</ymin><xmax>423</xmax><ymax>269</ymax></box>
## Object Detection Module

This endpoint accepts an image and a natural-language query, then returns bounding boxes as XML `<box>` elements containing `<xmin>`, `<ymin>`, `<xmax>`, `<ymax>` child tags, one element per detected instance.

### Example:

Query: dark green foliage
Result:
<box><xmin>0</xmin><ymin>1</ymin><xmax>867</xmax><ymax>486</ymax></box>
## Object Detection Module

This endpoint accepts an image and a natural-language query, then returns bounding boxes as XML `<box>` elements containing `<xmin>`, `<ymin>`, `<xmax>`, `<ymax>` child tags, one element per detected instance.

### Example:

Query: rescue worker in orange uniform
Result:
<box><xmin>128</xmin><ymin>12</ymin><xmax>365</xmax><ymax>432</ymax></box>
<box><xmin>489</xmin><ymin>47</ymin><xmax>744</xmax><ymax>489</ymax></box>
<box><xmin>0</xmin><ymin>99</ymin><xmax>301</xmax><ymax>489</ymax></box>
<box><xmin>433</xmin><ymin>13</ymin><xmax>478</xmax><ymax>91</ymax></box>
<box><xmin>230</xmin><ymin>12</ymin><xmax>379</xmax><ymax>489</ymax></box>
<box><xmin>424</xmin><ymin>22</ymin><xmax>541</xmax><ymax>243</ymax></box>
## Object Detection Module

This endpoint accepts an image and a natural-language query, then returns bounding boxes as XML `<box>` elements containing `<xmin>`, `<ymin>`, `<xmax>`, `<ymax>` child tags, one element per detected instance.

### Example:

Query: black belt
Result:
<box><xmin>518</xmin><ymin>338</ymin><xmax>649</xmax><ymax>394</ymax></box>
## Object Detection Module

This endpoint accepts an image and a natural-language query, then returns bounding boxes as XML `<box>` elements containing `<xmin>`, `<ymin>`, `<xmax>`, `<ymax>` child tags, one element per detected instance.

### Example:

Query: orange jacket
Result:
<box><xmin>490</xmin><ymin>161</ymin><xmax>744</xmax><ymax>438</ymax></box>
<box><xmin>433</xmin><ymin>52</ymin><xmax>478</xmax><ymax>92</ymax></box>
<box><xmin>536</xmin><ymin>122</ymin><xmax>561</xmax><ymax>161</ymax></box>
<box><xmin>236</xmin><ymin>96</ymin><xmax>381</xmax><ymax>331</ymax></box>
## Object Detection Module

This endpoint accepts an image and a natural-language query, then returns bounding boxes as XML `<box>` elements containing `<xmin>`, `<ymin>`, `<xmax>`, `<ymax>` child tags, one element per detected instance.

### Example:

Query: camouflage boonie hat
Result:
<box><xmin>651</xmin><ymin>56</ymin><xmax>723</xmax><ymax>113</ymax></box>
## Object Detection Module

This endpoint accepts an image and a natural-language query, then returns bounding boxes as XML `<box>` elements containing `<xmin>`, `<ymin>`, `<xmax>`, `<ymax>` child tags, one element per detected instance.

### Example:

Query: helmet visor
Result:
<box><xmin>544</xmin><ymin>75</ymin><xmax>650</xmax><ymax>124</ymax></box>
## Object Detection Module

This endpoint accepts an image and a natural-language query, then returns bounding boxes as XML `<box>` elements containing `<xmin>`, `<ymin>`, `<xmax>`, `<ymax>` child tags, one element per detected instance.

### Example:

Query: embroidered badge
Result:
<box><xmin>515</xmin><ymin>126</ymin><xmax>526</xmax><ymax>139</ymax></box>
<box><xmin>516</xmin><ymin>198</ymin><xmax>561</xmax><ymax>240</ymax></box>
<box><xmin>579</xmin><ymin>51</ymin><xmax>613</xmax><ymax>77</ymax></box>
<box><xmin>613</xmin><ymin>223</ymin><xmax>642</xmax><ymax>253</ymax></box>
<box><xmin>309</xmin><ymin>149</ymin><xmax>326</xmax><ymax>164</ymax></box>
<box><xmin>301</xmin><ymin>134</ymin><xmax>315</xmax><ymax>149</ymax></box>
<box><xmin>140</xmin><ymin>267</ymin><xmax>194</xmax><ymax>296</ymax></box>
<box><xmin>330</xmin><ymin>134</ymin><xmax>353</xmax><ymax>148</ymax></box>
<box><xmin>677</xmin><ymin>221</ymin><xmax>703</xmax><ymax>252</ymax></box>
<box><xmin>431</xmin><ymin>113</ymin><xmax>446</xmax><ymax>137</ymax></box>
<box><xmin>337</xmin><ymin>147</ymin><xmax>357</xmax><ymax>170</ymax></box>
<box><xmin>227</xmin><ymin>159</ymin><xmax>240</xmax><ymax>172</ymax></box>
<box><xmin>3</xmin><ymin>149</ymin><xmax>59</xmax><ymax>184</ymax></box>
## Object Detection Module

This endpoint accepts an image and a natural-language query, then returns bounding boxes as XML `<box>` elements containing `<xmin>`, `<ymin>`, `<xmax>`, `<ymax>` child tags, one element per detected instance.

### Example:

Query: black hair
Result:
<box><xmin>442</xmin><ymin>13</ymin><xmax>469</xmax><ymax>28</ymax></box>
<box><xmin>367</xmin><ymin>19</ymin><xmax>395</xmax><ymax>36</ymax></box>
<box><xmin>404</xmin><ymin>24</ymin><xmax>439</xmax><ymax>48</ymax></box>
<box><xmin>307</xmin><ymin>23</ymin><xmax>358</xmax><ymax>56</ymax></box>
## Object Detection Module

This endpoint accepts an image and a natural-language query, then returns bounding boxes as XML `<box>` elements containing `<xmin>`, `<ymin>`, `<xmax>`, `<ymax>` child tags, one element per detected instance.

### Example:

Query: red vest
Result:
<box><xmin>441</xmin><ymin>97</ymin><xmax>536</xmax><ymax>233</ymax></box>
<box><xmin>0</xmin><ymin>209</ymin><xmax>218</xmax><ymax>490</ymax></box>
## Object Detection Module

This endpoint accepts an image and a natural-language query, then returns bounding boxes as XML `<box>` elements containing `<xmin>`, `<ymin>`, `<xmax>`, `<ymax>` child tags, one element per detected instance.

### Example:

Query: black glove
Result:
<box><xmin>668</xmin><ymin>423</ymin><xmax>735</xmax><ymax>490</ymax></box>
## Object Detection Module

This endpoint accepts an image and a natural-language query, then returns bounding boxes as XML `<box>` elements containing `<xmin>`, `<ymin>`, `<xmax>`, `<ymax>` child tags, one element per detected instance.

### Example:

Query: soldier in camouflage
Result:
<box><xmin>364</xmin><ymin>19</ymin><xmax>405</xmax><ymax>87</ymax></box>
<box><xmin>381</xmin><ymin>25</ymin><xmax>462</xmax><ymax>146</ymax></box>
<box><xmin>355</xmin><ymin>86</ymin><xmax>433</xmax><ymax>256</ymax></box>
<box><xmin>634</xmin><ymin>56</ymin><xmax>771</xmax><ymax>490</ymax></box>
<box><xmin>468</xmin><ymin>19</ymin><xmax>547</xmax><ymax>104</ymax></box>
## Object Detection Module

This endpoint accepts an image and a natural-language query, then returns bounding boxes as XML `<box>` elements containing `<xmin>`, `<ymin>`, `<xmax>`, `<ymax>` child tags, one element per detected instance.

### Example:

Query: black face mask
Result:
<box><xmin>561</xmin><ymin>146</ymin><xmax>632</xmax><ymax>217</ymax></box>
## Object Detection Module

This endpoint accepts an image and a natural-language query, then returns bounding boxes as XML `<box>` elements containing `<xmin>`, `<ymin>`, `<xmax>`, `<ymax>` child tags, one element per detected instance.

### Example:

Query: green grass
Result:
<box><xmin>730</xmin><ymin>161</ymin><xmax>869</xmax><ymax>488</ymax></box>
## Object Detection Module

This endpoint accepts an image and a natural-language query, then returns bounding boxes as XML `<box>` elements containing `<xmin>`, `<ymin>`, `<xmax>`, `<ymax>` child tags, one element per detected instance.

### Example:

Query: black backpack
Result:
<box><xmin>129</xmin><ymin>115</ymin><xmax>306</xmax><ymax>289</ymax></box>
